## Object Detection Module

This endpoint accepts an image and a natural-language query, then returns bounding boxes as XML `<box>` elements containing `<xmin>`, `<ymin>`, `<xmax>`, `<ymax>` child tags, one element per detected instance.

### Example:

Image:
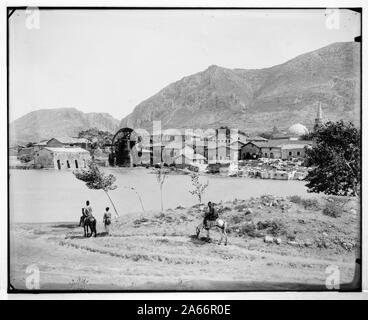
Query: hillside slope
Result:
<box><xmin>10</xmin><ymin>108</ymin><xmax>120</xmax><ymax>144</ymax></box>
<box><xmin>121</xmin><ymin>42</ymin><xmax>360</xmax><ymax>133</ymax></box>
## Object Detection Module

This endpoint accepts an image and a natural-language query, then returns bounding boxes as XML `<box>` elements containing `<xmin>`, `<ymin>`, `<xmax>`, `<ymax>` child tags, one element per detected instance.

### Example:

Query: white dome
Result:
<box><xmin>288</xmin><ymin>123</ymin><xmax>309</xmax><ymax>136</ymax></box>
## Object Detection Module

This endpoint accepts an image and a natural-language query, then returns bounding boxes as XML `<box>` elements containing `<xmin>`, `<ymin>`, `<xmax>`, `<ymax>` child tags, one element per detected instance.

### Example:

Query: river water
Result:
<box><xmin>9</xmin><ymin>168</ymin><xmax>317</xmax><ymax>223</ymax></box>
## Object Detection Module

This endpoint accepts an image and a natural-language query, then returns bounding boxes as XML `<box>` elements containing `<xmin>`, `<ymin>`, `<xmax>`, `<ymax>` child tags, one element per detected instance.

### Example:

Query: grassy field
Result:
<box><xmin>9</xmin><ymin>195</ymin><xmax>360</xmax><ymax>291</ymax></box>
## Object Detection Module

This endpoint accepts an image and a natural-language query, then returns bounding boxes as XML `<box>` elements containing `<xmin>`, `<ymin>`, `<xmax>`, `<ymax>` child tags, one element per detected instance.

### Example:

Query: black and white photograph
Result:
<box><xmin>5</xmin><ymin>5</ymin><xmax>363</xmax><ymax>293</ymax></box>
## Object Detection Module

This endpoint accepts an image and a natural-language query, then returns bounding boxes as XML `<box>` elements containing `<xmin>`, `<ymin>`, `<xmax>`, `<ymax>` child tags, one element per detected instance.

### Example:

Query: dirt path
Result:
<box><xmin>9</xmin><ymin>220</ymin><xmax>358</xmax><ymax>291</ymax></box>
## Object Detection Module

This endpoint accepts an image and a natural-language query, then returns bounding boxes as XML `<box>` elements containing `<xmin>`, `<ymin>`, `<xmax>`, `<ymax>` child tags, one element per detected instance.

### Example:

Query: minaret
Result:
<box><xmin>314</xmin><ymin>102</ymin><xmax>323</xmax><ymax>130</ymax></box>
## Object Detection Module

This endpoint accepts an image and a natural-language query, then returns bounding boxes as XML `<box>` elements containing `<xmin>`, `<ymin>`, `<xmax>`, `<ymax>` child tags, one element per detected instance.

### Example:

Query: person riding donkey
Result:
<box><xmin>79</xmin><ymin>200</ymin><xmax>97</xmax><ymax>237</ymax></box>
<box><xmin>196</xmin><ymin>201</ymin><xmax>227</xmax><ymax>245</ymax></box>
<box><xmin>203</xmin><ymin>201</ymin><xmax>218</xmax><ymax>230</ymax></box>
<box><xmin>79</xmin><ymin>200</ymin><xmax>93</xmax><ymax>227</ymax></box>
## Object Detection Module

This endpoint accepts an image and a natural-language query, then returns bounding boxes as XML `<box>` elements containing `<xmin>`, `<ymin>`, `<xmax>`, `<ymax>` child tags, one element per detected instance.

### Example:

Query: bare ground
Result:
<box><xmin>9</xmin><ymin>195</ymin><xmax>361</xmax><ymax>291</ymax></box>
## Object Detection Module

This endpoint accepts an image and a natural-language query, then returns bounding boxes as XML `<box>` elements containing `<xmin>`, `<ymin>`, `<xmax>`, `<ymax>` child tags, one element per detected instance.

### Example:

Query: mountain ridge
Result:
<box><xmin>9</xmin><ymin>41</ymin><xmax>361</xmax><ymax>144</ymax></box>
<box><xmin>10</xmin><ymin>108</ymin><xmax>120</xmax><ymax>144</ymax></box>
<box><xmin>120</xmin><ymin>41</ymin><xmax>360</xmax><ymax>133</ymax></box>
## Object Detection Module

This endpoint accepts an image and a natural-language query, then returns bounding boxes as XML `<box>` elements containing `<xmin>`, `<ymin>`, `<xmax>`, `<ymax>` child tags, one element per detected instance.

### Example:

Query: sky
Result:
<box><xmin>9</xmin><ymin>9</ymin><xmax>361</xmax><ymax>122</ymax></box>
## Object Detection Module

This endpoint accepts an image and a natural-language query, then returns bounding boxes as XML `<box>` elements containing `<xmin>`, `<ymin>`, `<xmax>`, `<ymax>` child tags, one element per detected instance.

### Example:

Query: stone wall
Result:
<box><xmin>34</xmin><ymin>148</ymin><xmax>91</xmax><ymax>170</ymax></box>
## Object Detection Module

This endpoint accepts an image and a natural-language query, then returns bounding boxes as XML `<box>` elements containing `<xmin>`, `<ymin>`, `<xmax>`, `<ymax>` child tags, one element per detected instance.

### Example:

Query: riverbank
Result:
<box><xmin>10</xmin><ymin>195</ymin><xmax>360</xmax><ymax>291</ymax></box>
<box><xmin>10</xmin><ymin>169</ymin><xmax>315</xmax><ymax>223</ymax></box>
<box><xmin>10</xmin><ymin>157</ymin><xmax>310</xmax><ymax>181</ymax></box>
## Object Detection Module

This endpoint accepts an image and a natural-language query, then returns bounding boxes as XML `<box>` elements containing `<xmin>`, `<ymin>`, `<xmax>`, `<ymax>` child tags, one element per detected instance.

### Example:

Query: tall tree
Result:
<box><xmin>74</xmin><ymin>162</ymin><xmax>119</xmax><ymax>217</ymax></box>
<box><xmin>78</xmin><ymin>128</ymin><xmax>114</xmax><ymax>148</ymax></box>
<box><xmin>305</xmin><ymin>121</ymin><xmax>360</xmax><ymax>196</ymax></box>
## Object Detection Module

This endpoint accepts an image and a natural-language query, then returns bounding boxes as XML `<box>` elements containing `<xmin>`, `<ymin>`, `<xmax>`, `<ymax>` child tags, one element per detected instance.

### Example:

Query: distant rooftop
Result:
<box><xmin>246</xmin><ymin>139</ymin><xmax>312</xmax><ymax>148</ymax></box>
<box><xmin>54</xmin><ymin>137</ymin><xmax>90</xmax><ymax>144</ymax></box>
<box><xmin>43</xmin><ymin>147</ymin><xmax>90</xmax><ymax>154</ymax></box>
<box><xmin>248</xmin><ymin>136</ymin><xmax>268</xmax><ymax>142</ymax></box>
<box><xmin>35</xmin><ymin>137</ymin><xmax>90</xmax><ymax>145</ymax></box>
<box><xmin>281</xmin><ymin>144</ymin><xmax>310</xmax><ymax>149</ymax></box>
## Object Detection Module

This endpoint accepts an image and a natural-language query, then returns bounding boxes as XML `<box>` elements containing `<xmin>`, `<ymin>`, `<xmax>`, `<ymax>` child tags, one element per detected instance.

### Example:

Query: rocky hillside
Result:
<box><xmin>121</xmin><ymin>42</ymin><xmax>360</xmax><ymax>133</ymax></box>
<box><xmin>10</xmin><ymin>108</ymin><xmax>120</xmax><ymax>144</ymax></box>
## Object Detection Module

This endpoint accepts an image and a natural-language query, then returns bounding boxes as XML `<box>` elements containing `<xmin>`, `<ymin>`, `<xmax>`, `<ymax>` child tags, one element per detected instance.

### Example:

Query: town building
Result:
<box><xmin>162</xmin><ymin>140</ymin><xmax>187</xmax><ymax>165</ymax></box>
<box><xmin>34</xmin><ymin>147</ymin><xmax>91</xmax><ymax>170</ymax></box>
<box><xmin>33</xmin><ymin>137</ymin><xmax>90</xmax><ymax>152</ymax></box>
<box><xmin>33</xmin><ymin>138</ymin><xmax>61</xmax><ymax>151</ymax></box>
<box><xmin>206</xmin><ymin>140</ymin><xmax>243</xmax><ymax>164</ymax></box>
<box><xmin>287</xmin><ymin>123</ymin><xmax>309</xmax><ymax>137</ymax></box>
<box><xmin>132</xmin><ymin>147</ymin><xmax>151</xmax><ymax>166</ymax></box>
<box><xmin>247</xmin><ymin>136</ymin><xmax>268</xmax><ymax>142</ymax></box>
<box><xmin>196</xmin><ymin>129</ymin><xmax>246</xmax><ymax>164</ymax></box>
<box><xmin>269</xmin><ymin>102</ymin><xmax>324</xmax><ymax>141</ymax></box>
<box><xmin>281</xmin><ymin>144</ymin><xmax>310</xmax><ymax>160</ymax></box>
<box><xmin>125</xmin><ymin>124</ymin><xmax>313</xmax><ymax>167</ymax></box>
<box><xmin>174</xmin><ymin>146</ymin><xmax>206</xmax><ymax>168</ymax></box>
<box><xmin>132</xmin><ymin>128</ymin><xmax>242</xmax><ymax>166</ymax></box>
<box><xmin>270</xmin><ymin>123</ymin><xmax>309</xmax><ymax>141</ymax></box>
<box><xmin>260</xmin><ymin>140</ymin><xmax>283</xmax><ymax>159</ymax></box>
<box><xmin>240</xmin><ymin>139</ymin><xmax>312</xmax><ymax>160</ymax></box>
<box><xmin>240</xmin><ymin>141</ymin><xmax>262</xmax><ymax>159</ymax></box>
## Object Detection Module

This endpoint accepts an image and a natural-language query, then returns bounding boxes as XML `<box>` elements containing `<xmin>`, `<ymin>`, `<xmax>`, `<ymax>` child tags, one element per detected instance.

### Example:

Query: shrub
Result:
<box><xmin>19</xmin><ymin>154</ymin><xmax>32</xmax><ymax>163</ymax></box>
<box><xmin>134</xmin><ymin>217</ymin><xmax>149</xmax><ymax>225</ymax></box>
<box><xmin>70</xmin><ymin>276</ymin><xmax>89</xmax><ymax>290</ymax></box>
<box><xmin>257</xmin><ymin>219</ymin><xmax>287</xmax><ymax>237</ymax></box>
<box><xmin>238</xmin><ymin>222</ymin><xmax>257</xmax><ymax>237</ymax></box>
<box><xmin>234</xmin><ymin>203</ymin><xmax>248</xmax><ymax>211</ymax></box>
<box><xmin>322</xmin><ymin>198</ymin><xmax>346</xmax><ymax>218</ymax></box>
<box><xmin>289</xmin><ymin>196</ymin><xmax>320</xmax><ymax>210</ymax></box>
<box><xmin>230</xmin><ymin>215</ymin><xmax>243</xmax><ymax>224</ymax></box>
<box><xmin>301</xmin><ymin>198</ymin><xmax>320</xmax><ymax>210</ymax></box>
<box><xmin>217</xmin><ymin>206</ymin><xmax>231</xmax><ymax>214</ymax></box>
<box><xmin>286</xmin><ymin>232</ymin><xmax>296</xmax><ymax>241</ymax></box>
<box><xmin>289</xmin><ymin>195</ymin><xmax>302</xmax><ymax>204</ymax></box>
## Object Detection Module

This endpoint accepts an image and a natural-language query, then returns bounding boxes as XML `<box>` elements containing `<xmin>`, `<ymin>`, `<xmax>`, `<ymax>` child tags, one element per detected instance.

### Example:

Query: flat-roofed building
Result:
<box><xmin>34</xmin><ymin>137</ymin><xmax>90</xmax><ymax>152</ymax></box>
<box><xmin>281</xmin><ymin>144</ymin><xmax>310</xmax><ymax>160</ymax></box>
<box><xmin>241</xmin><ymin>140</ymin><xmax>312</xmax><ymax>160</ymax></box>
<box><xmin>34</xmin><ymin>147</ymin><xmax>91</xmax><ymax>170</ymax></box>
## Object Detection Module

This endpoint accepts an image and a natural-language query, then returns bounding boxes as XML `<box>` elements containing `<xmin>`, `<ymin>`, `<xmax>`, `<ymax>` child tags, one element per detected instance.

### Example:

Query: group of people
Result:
<box><xmin>79</xmin><ymin>199</ymin><xmax>219</xmax><ymax>237</ymax></box>
<box><xmin>79</xmin><ymin>200</ymin><xmax>112</xmax><ymax>235</ymax></box>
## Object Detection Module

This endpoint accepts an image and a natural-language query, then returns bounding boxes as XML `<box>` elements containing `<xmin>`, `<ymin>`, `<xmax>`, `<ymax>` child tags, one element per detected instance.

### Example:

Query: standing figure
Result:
<box><xmin>103</xmin><ymin>207</ymin><xmax>112</xmax><ymax>235</ymax></box>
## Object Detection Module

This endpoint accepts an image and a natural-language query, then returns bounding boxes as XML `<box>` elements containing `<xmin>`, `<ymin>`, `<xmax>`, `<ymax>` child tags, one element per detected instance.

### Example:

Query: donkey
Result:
<box><xmin>83</xmin><ymin>216</ymin><xmax>97</xmax><ymax>237</ymax></box>
<box><xmin>196</xmin><ymin>218</ymin><xmax>228</xmax><ymax>246</ymax></box>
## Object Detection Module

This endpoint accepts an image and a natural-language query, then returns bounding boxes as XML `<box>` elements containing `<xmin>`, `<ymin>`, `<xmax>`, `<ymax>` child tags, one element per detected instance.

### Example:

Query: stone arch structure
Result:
<box><xmin>109</xmin><ymin>127</ymin><xmax>137</xmax><ymax>167</ymax></box>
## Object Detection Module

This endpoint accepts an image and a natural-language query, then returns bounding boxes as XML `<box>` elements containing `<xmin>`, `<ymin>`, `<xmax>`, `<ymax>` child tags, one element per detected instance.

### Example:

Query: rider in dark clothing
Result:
<box><xmin>204</xmin><ymin>201</ymin><xmax>218</xmax><ymax>229</ymax></box>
